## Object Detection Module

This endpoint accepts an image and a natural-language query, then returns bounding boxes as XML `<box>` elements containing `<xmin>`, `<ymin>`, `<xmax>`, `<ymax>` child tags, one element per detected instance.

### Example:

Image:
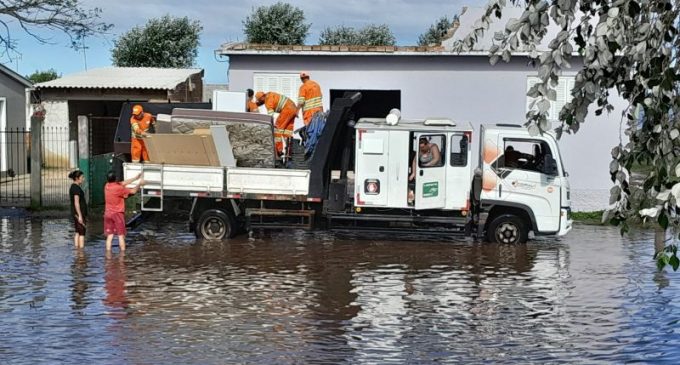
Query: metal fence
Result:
<box><xmin>0</xmin><ymin>128</ymin><xmax>31</xmax><ymax>207</ymax></box>
<box><xmin>41</xmin><ymin>126</ymin><xmax>73</xmax><ymax>207</ymax></box>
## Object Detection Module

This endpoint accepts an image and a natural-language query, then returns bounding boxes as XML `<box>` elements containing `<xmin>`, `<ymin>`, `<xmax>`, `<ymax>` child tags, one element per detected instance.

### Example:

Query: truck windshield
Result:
<box><xmin>496</xmin><ymin>138</ymin><xmax>560</xmax><ymax>176</ymax></box>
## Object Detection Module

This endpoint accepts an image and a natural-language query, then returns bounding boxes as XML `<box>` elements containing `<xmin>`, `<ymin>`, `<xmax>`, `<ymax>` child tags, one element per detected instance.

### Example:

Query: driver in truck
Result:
<box><xmin>408</xmin><ymin>137</ymin><xmax>442</xmax><ymax>204</ymax></box>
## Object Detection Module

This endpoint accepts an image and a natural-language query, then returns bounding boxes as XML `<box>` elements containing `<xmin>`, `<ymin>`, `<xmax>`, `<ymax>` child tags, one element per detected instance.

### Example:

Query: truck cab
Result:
<box><xmin>478</xmin><ymin>124</ymin><xmax>572</xmax><ymax>243</ymax></box>
<box><xmin>351</xmin><ymin>118</ymin><xmax>572</xmax><ymax>243</ymax></box>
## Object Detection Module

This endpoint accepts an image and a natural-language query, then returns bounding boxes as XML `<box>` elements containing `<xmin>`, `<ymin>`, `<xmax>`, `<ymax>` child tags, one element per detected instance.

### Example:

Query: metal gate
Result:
<box><xmin>41</xmin><ymin>126</ymin><xmax>73</xmax><ymax>207</ymax></box>
<box><xmin>0</xmin><ymin>128</ymin><xmax>30</xmax><ymax>207</ymax></box>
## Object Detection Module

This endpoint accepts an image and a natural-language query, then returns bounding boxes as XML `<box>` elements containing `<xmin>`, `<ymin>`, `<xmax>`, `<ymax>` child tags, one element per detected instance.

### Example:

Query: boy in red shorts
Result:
<box><xmin>104</xmin><ymin>171</ymin><xmax>144</xmax><ymax>251</ymax></box>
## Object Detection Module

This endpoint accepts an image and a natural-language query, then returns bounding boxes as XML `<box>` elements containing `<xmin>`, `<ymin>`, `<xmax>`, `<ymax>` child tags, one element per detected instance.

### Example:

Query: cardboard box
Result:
<box><xmin>144</xmin><ymin>134</ymin><xmax>221</xmax><ymax>166</ymax></box>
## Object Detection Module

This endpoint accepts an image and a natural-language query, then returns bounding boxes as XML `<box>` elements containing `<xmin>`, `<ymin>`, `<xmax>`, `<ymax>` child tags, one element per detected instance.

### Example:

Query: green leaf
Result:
<box><xmin>657</xmin><ymin>256</ymin><xmax>667</xmax><ymax>271</ymax></box>
<box><xmin>669</xmin><ymin>255</ymin><xmax>680</xmax><ymax>271</ymax></box>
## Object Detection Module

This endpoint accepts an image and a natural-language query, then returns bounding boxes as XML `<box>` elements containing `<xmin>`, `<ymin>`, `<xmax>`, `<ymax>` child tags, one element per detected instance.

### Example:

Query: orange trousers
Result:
<box><xmin>303</xmin><ymin>107</ymin><xmax>322</xmax><ymax>126</ymax></box>
<box><xmin>274</xmin><ymin>107</ymin><xmax>297</xmax><ymax>155</ymax></box>
<box><xmin>131</xmin><ymin>138</ymin><xmax>149</xmax><ymax>162</ymax></box>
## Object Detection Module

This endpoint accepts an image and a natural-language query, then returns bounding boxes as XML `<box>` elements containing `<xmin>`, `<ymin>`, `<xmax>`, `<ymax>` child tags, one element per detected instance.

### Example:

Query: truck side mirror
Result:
<box><xmin>543</xmin><ymin>155</ymin><xmax>558</xmax><ymax>176</ymax></box>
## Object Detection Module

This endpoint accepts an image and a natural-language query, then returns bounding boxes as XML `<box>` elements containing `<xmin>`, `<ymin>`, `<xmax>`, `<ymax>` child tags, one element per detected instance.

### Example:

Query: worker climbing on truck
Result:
<box><xmin>255</xmin><ymin>91</ymin><xmax>297</xmax><ymax>158</ymax></box>
<box><xmin>130</xmin><ymin>104</ymin><xmax>156</xmax><ymax>163</ymax></box>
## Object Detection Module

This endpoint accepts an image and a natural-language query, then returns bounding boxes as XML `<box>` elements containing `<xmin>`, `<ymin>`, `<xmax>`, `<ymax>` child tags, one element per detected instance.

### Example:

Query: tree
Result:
<box><xmin>418</xmin><ymin>16</ymin><xmax>457</xmax><ymax>46</ymax></box>
<box><xmin>0</xmin><ymin>0</ymin><xmax>111</xmax><ymax>59</ymax></box>
<box><xmin>319</xmin><ymin>24</ymin><xmax>396</xmax><ymax>46</ymax></box>
<box><xmin>454</xmin><ymin>0</ymin><xmax>680</xmax><ymax>269</ymax></box>
<box><xmin>243</xmin><ymin>2</ymin><xmax>310</xmax><ymax>45</ymax></box>
<box><xmin>27</xmin><ymin>69</ymin><xmax>59</xmax><ymax>84</ymax></box>
<box><xmin>111</xmin><ymin>15</ymin><xmax>201</xmax><ymax>68</ymax></box>
<box><xmin>319</xmin><ymin>26</ymin><xmax>357</xmax><ymax>45</ymax></box>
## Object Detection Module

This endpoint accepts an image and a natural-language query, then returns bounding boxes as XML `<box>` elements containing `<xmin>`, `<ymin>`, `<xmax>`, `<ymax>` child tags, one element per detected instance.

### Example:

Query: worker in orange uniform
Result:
<box><xmin>246</xmin><ymin>89</ymin><xmax>259</xmax><ymax>112</ymax></box>
<box><xmin>130</xmin><ymin>104</ymin><xmax>155</xmax><ymax>163</ymax></box>
<box><xmin>255</xmin><ymin>91</ymin><xmax>297</xmax><ymax>157</ymax></box>
<box><xmin>297</xmin><ymin>72</ymin><xmax>323</xmax><ymax>126</ymax></box>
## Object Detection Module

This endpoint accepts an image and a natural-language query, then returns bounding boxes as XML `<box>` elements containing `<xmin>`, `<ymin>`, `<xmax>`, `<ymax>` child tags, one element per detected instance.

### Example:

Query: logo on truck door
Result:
<box><xmin>422</xmin><ymin>182</ymin><xmax>439</xmax><ymax>198</ymax></box>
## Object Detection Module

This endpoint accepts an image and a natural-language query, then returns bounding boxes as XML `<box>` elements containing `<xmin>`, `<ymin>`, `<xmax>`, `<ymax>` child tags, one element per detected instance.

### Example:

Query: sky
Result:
<box><xmin>1</xmin><ymin>0</ymin><xmax>477</xmax><ymax>84</ymax></box>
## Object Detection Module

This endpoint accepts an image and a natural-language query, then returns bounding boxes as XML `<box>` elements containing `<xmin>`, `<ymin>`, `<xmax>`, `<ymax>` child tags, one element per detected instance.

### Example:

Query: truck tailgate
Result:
<box><xmin>124</xmin><ymin>163</ymin><xmax>225</xmax><ymax>192</ymax></box>
<box><xmin>227</xmin><ymin>168</ymin><xmax>310</xmax><ymax>196</ymax></box>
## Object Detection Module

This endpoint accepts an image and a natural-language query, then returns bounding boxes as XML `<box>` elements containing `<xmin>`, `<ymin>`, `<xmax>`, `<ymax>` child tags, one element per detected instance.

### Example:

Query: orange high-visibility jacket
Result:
<box><xmin>130</xmin><ymin>113</ymin><xmax>154</xmax><ymax>139</ymax></box>
<box><xmin>297</xmin><ymin>80</ymin><xmax>323</xmax><ymax>113</ymax></box>
<box><xmin>264</xmin><ymin>92</ymin><xmax>296</xmax><ymax>115</ymax></box>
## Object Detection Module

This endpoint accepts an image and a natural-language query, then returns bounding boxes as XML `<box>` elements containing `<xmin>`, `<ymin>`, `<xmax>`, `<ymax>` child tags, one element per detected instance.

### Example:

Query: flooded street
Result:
<box><xmin>1</xmin><ymin>215</ymin><xmax>679</xmax><ymax>364</ymax></box>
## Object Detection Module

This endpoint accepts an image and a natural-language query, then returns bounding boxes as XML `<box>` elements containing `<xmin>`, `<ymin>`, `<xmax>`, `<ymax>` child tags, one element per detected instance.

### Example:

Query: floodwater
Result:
<box><xmin>1</xmin><ymin>213</ymin><xmax>679</xmax><ymax>364</ymax></box>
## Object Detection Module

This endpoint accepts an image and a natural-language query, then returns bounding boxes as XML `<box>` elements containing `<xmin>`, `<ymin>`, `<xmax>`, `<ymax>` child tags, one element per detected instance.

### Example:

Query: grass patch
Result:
<box><xmin>572</xmin><ymin>211</ymin><xmax>605</xmax><ymax>225</ymax></box>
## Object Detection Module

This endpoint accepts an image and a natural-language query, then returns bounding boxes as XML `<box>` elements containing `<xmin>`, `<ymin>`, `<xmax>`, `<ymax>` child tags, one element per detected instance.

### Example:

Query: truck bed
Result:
<box><xmin>123</xmin><ymin>163</ymin><xmax>311</xmax><ymax>199</ymax></box>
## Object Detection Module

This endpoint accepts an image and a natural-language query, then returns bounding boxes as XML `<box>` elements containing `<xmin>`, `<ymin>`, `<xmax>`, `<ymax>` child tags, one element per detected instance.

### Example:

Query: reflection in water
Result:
<box><xmin>71</xmin><ymin>250</ymin><xmax>90</xmax><ymax>312</ymax></box>
<box><xmin>1</xmin><ymin>216</ymin><xmax>680</xmax><ymax>364</ymax></box>
<box><xmin>104</xmin><ymin>252</ymin><xmax>129</xmax><ymax>319</ymax></box>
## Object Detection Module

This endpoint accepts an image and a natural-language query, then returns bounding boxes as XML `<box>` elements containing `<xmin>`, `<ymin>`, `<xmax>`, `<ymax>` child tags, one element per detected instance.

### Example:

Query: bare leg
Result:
<box><xmin>74</xmin><ymin>233</ymin><xmax>80</xmax><ymax>247</ymax></box>
<box><xmin>106</xmin><ymin>234</ymin><xmax>114</xmax><ymax>251</ymax></box>
<box><xmin>118</xmin><ymin>235</ymin><xmax>126</xmax><ymax>251</ymax></box>
<box><xmin>78</xmin><ymin>235</ymin><xmax>85</xmax><ymax>249</ymax></box>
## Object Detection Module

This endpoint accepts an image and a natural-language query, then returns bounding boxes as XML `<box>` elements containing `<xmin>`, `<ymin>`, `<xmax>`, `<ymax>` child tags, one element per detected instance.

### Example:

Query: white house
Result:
<box><xmin>216</xmin><ymin>7</ymin><xmax>624</xmax><ymax>212</ymax></box>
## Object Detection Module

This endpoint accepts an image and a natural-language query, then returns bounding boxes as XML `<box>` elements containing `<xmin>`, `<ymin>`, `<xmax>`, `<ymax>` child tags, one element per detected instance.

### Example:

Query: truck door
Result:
<box><xmin>493</xmin><ymin>138</ymin><xmax>562</xmax><ymax>232</ymax></box>
<box><xmin>415</xmin><ymin>133</ymin><xmax>447</xmax><ymax>210</ymax></box>
<box><xmin>355</xmin><ymin>130</ymin><xmax>389</xmax><ymax>206</ymax></box>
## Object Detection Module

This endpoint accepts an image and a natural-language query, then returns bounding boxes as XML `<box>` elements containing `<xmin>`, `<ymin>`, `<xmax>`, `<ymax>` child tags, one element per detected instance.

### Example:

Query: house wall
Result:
<box><xmin>0</xmin><ymin>71</ymin><xmax>28</xmax><ymax>129</ymax></box>
<box><xmin>228</xmin><ymin>55</ymin><xmax>625</xmax><ymax>211</ymax></box>
<box><xmin>0</xmin><ymin>71</ymin><xmax>29</xmax><ymax>175</ymax></box>
<box><xmin>169</xmin><ymin>73</ymin><xmax>204</xmax><ymax>102</ymax></box>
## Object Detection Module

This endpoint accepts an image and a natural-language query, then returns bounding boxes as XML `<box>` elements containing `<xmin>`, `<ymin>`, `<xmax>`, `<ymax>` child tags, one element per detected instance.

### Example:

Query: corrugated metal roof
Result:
<box><xmin>35</xmin><ymin>67</ymin><xmax>203</xmax><ymax>90</ymax></box>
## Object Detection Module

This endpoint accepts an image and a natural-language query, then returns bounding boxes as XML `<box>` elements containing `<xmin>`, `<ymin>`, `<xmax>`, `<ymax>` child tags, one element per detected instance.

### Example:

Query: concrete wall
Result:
<box><xmin>228</xmin><ymin>54</ymin><xmax>625</xmax><ymax>211</ymax></box>
<box><xmin>40</xmin><ymin>100</ymin><xmax>70</xmax><ymax>168</ymax></box>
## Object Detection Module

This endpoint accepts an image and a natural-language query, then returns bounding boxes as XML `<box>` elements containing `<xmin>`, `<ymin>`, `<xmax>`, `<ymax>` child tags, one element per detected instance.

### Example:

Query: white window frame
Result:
<box><xmin>526</xmin><ymin>76</ymin><xmax>575</xmax><ymax>121</ymax></box>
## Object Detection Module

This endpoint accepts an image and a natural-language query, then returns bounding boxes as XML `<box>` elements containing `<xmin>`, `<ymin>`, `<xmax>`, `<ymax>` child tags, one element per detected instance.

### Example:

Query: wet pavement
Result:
<box><xmin>1</xmin><ymin>215</ymin><xmax>679</xmax><ymax>364</ymax></box>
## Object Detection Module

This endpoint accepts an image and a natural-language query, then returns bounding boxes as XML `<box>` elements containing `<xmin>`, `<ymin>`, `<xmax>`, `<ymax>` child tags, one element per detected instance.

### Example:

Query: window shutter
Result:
<box><xmin>526</xmin><ymin>76</ymin><xmax>575</xmax><ymax>121</ymax></box>
<box><xmin>253</xmin><ymin>73</ymin><xmax>301</xmax><ymax>102</ymax></box>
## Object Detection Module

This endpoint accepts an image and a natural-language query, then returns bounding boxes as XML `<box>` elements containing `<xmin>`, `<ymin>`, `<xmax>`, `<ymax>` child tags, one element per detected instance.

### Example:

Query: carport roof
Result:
<box><xmin>35</xmin><ymin>67</ymin><xmax>203</xmax><ymax>90</ymax></box>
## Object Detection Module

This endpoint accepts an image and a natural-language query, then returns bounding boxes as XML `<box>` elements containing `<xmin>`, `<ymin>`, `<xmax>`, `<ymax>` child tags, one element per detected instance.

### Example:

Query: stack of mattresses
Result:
<box><xmin>152</xmin><ymin>109</ymin><xmax>276</xmax><ymax>168</ymax></box>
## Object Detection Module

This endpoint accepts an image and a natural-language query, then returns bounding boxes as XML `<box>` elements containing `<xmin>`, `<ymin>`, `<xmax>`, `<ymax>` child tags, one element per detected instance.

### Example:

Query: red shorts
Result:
<box><xmin>104</xmin><ymin>212</ymin><xmax>127</xmax><ymax>236</ymax></box>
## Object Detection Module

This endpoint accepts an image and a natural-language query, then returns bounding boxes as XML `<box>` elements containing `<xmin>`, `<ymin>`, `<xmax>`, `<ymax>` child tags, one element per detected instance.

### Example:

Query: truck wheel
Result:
<box><xmin>196</xmin><ymin>209</ymin><xmax>237</xmax><ymax>240</ymax></box>
<box><xmin>487</xmin><ymin>214</ymin><xmax>528</xmax><ymax>244</ymax></box>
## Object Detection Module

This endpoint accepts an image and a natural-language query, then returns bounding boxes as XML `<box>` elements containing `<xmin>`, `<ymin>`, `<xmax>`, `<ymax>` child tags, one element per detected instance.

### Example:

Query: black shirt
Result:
<box><xmin>69</xmin><ymin>183</ymin><xmax>88</xmax><ymax>219</ymax></box>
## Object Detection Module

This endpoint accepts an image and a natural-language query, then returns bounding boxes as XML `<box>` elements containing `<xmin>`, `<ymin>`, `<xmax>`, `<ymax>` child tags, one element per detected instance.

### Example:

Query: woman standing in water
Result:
<box><xmin>104</xmin><ymin>171</ymin><xmax>143</xmax><ymax>252</ymax></box>
<box><xmin>68</xmin><ymin>170</ymin><xmax>87</xmax><ymax>249</ymax></box>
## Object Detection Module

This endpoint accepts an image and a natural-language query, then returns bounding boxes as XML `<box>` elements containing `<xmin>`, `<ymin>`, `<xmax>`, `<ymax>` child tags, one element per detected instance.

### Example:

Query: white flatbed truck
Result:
<box><xmin>123</xmin><ymin>92</ymin><xmax>572</xmax><ymax>243</ymax></box>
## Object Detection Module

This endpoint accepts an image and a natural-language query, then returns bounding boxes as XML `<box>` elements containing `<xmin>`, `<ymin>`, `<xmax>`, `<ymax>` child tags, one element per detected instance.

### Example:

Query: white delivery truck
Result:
<box><xmin>123</xmin><ymin>92</ymin><xmax>572</xmax><ymax>243</ymax></box>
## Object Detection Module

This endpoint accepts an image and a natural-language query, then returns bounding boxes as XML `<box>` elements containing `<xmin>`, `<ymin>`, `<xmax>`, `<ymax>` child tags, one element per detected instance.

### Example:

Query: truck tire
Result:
<box><xmin>486</xmin><ymin>214</ymin><xmax>528</xmax><ymax>244</ymax></box>
<box><xmin>195</xmin><ymin>209</ymin><xmax>237</xmax><ymax>240</ymax></box>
